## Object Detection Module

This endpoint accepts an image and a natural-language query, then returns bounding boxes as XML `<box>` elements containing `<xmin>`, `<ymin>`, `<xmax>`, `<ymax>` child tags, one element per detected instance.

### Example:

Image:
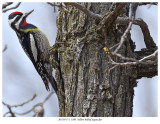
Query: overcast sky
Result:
<box><xmin>2</xmin><ymin>3</ymin><xmax>158</xmax><ymax>117</ymax></box>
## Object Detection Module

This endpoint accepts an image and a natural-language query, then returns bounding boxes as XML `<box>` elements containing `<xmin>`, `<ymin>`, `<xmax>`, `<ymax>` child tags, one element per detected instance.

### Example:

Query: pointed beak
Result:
<box><xmin>24</xmin><ymin>9</ymin><xmax>34</xmax><ymax>17</ymax></box>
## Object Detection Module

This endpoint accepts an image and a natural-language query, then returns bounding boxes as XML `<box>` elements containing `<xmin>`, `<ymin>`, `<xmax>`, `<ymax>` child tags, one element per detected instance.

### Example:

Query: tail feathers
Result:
<box><xmin>42</xmin><ymin>74</ymin><xmax>58</xmax><ymax>93</ymax></box>
<box><xmin>49</xmin><ymin>76</ymin><xmax>58</xmax><ymax>94</ymax></box>
<box><xmin>36</xmin><ymin>61</ymin><xmax>58</xmax><ymax>93</ymax></box>
<box><xmin>44</xmin><ymin>81</ymin><xmax>50</xmax><ymax>91</ymax></box>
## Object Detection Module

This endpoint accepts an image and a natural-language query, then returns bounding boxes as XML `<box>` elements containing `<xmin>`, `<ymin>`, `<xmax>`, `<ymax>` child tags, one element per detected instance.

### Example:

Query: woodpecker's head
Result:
<box><xmin>8</xmin><ymin>10</ymin><xmax>34</xmax><ymax>30</ymax></box>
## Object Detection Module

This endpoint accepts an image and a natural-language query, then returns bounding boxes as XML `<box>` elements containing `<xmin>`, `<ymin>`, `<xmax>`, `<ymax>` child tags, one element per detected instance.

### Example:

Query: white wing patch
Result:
<box><xmin>30</xmin><ymin>33</ymin><xmax>38</xmax><ymax>62</ymax></box>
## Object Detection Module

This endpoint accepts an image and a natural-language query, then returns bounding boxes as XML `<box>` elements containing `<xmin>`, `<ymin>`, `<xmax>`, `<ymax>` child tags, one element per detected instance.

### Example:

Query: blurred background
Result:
<box><xmin>2</xmin><ymin>3</ymin><xmax>158</xmax><ymax>117</ymax></box>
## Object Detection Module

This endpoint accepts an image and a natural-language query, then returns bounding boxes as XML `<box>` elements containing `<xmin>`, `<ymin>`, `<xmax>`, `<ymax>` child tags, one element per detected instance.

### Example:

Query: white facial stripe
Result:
<box><xmin>30</xmin><ymin>33</ymin><xmax>38</xmax><ymax>62</ymax></box>
<box><xmin>15</xmin><ymin>15</ymin><xmax>25</xmax><ymax>29</ymax></box>
<box><xmin>8</xmin><ymin>15</ymin><xmax>19</xmax><ymax>27</ymax></box>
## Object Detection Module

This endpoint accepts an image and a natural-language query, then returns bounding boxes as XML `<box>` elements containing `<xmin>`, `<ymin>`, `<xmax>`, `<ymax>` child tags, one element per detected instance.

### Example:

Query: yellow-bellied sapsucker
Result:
<box><xmin>8</xmin><ymin>10</ymin><xmax>58</xmax><ymax>93</ymax></box>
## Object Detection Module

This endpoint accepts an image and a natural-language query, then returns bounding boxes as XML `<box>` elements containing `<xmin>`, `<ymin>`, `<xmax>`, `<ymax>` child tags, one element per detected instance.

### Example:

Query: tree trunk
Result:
<box><xmin>53</xmin><ymin>3</ymin><xmax>153</xmax><ymax>117</ymax></box>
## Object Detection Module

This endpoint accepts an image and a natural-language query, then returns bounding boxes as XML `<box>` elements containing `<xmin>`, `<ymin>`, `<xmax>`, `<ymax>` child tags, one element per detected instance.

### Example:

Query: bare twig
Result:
<box><xmin>47</xmin><ymin>2</ymin><xmax>62</xmax><ymax>8</ymax></box>
<box><xmin>2</xmin><ymin>2</ymin><xmax>13</xmax><ymax>9</ymax></box>
<box><xmin>53</xmin><ymin>2</ymin><xmax>56</xmax><ymax>12</ymax></box>
<box><xmin>66</xmin><ymin>2</ymin><xmax>102</xmax><ymax>21</ymax></box>
<box><xmin>14</xmin><ymin>108</ymin><xmax>33</xmax><ymax>115</ymax></box>
<box><xmin>42</xmin><ymin>91</ymin><xmax>54</xmax><ymax>104</ymax></box>
<box><xmin>139</xmin><ymin>49</ymin><xmax>158</xmax><ymax>62</ymax></box>
<box><xmin>3</xmin><ymin>94</ymin><xmax>37</xmax><ymax>117</ymax></box>
<box><xmin>3</xmin><ymin>44</ymin><xmax>8</xmax><ymax>52</ymax></box>
<box><xmin>107</xmin><ymin>8</ymin><xmax>157</xmax><ymax>72</ymax></box>
<box><xmin>115</xmin><ymin>17</ymin><xmax>156</xmax><ymax>49</ymax></box>
<box><xmin>7</xmin><ymin>105</ymin><xmax>15</xmax><ymax>117</ymax></box>
<box><xmin>47</xmin><ymin>2</ymin><xmax>63</xmax><ymax>8</ymax></box>
<box><xmin>3</xmin><ymin>112</ymin><xmax>10</xmax><ymax>117</ymax></box>
<box><xmin>12</xmin><ymin>92</ymin><xmax>54</xmax><ymax>116</ymax></box>
<box><xmin>110</xmin><ymin>52</ymin><xmax>138</xmax><ymax>62</ymax></box>
<box><xmin>138</xmin><ymin>2</ymin><xmax>158</xmax><ymax>6</ymax></box>
<box><xmin>114</xmin><ymin>19</ymin><xmax>133</xmax><ymax>53</ymax></box>
<box><xmin>2</xmin><ymin>102</ymin><xmax>15</xmax><ymax>117</ymax></box>
<box><xmin>3</xmin><ymin>94</ymin><xmax>37</xmax><ymax>108</ymax></box>
<box><xmin>47</xmin><ymin>2</ymin><xmax>68</xmax><ymax>13</ymax></box>
<box><xmin>47</xmin><ymin>2</ymin><xmax>57</xmax><ymax>12</ymax></box>
<box><xmin>109</xmin><ymin>50</ymin><xmax>157</xmax><ymax>71</ymax></box>
<box><xmin>130</xmin><ymin>3</ymin><xmax>138</xmax><ymax>19</ymax></box>
<box><xmin>109</xmin><ymin>43</ymin><xmax>120</xmax><ymax>50</ymax></box>
<box><xmin>3</xmin><ymin>2</ymin><xmax>21</xmax><ymax>13</ymax></box>
<box><xmin>12</xmin><ymin>94</ymin><xmax>36</xmax><ymax>107</ymax></box>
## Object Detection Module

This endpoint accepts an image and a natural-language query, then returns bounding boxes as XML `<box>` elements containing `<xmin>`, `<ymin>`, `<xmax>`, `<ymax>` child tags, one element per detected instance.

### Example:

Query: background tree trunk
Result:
<box><xmin>54</xmin><ymin>3</ymin><xmax>155</xmax><ymax>117</ymax></box>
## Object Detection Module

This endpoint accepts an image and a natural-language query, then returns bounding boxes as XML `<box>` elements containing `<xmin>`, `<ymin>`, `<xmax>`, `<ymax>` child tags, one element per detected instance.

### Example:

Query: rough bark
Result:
<box><xmin>53</xmin><ymin>3</ymin><xmax>157</xmax><ymax>117</ymax></box>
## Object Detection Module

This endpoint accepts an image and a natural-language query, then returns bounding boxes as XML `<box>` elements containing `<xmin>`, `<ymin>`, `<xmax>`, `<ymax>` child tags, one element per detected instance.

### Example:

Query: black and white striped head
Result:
<box><xmin>8</xmin><ymin>10</ymin><xmax>34</xmax><ymax>31</ymax></box>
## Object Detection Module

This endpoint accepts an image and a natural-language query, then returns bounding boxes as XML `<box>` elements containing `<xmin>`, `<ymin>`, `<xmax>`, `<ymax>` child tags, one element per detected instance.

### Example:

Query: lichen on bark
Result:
<box><xmin>55</xmin><ymin>3</ymin><xmax>138</xmax><ymax>117</ymax></box>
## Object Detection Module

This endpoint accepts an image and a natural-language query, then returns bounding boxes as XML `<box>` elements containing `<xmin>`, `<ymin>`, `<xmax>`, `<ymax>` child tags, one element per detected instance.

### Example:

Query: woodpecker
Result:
<box><xmin>8</xmin><ymin>10</ymin><xmax>58</xmax><ymax>93</ymax></box>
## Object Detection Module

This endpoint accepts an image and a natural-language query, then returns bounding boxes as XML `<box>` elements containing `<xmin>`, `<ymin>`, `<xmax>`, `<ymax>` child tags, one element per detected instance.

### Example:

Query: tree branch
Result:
<box><xmin>3</xmin><ymin>44</ymin><xmax>8</xmax><ymax>53</ymax></box>
<box><xmin>110</xmin><ymin>52</ymin><xmax>138</xmax><ymax>62</ymax></box>
<box><xmin>138</xmin><ymin>2</ymin><xmax>158</xmax><ymax>6</ymax></box>
<box><xmin>10</xmin><ymin>92</ymin><xmax>54</xmax><ymax>117</ymax></box>
<box><xmin>42</xmin><ymin>91</ymin><xmax>54</xmax><ymax>104</ymax></box>
<box><xmin>98</xmin><ymin>3</ymin><xmax>127</xmax><ymax>32</ymax></box>
<box><xmin>3</xmin><ymin>2</ymin><xmax>21</xmax><ymax>13</ymax></box>
<box><xmin>115</xmin><ymin>17</ymin><xmax>156</xmax><ymax>49</ymax></box>
<box><xmin>47</xmin><ymin>2</ymin><xmax>63</xmax><ymax>8</ymax></box>
<box><xmin>130</xmin><ymin>3</ymin><xmax>138</xmax><ymax>19</ymax></box>
<box><xmin>114</xmin><ymin>19</ymin><xmax>133</xmax><ymax>53</ymax></box>
<box><xmin>3</xmin><ymin>94</ymin><xmax>37</xmax><ymax>117</ymax></box>
<box><xmin>66</xmin><ymin>2</ymin><xmax>102</xmax><ymax>21</ymax></box>
<box><xmin>47</xmin><ymin>2</ymin><xmax>68</xmax><ymax>12</ymax></box>
<box><xmin>137</xmin><ymin>63</ymin><xmax>157</xmax><ymax>79</ymax></box>
<box><xmin>2</xmin><ymin>2</ymin><xmax>13</xmax><ymax>9</ymax></box>
<box><xmin>108</xmin><ymin>50</ymin><xmax>157</xmax><ymax>74</ymax></box>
